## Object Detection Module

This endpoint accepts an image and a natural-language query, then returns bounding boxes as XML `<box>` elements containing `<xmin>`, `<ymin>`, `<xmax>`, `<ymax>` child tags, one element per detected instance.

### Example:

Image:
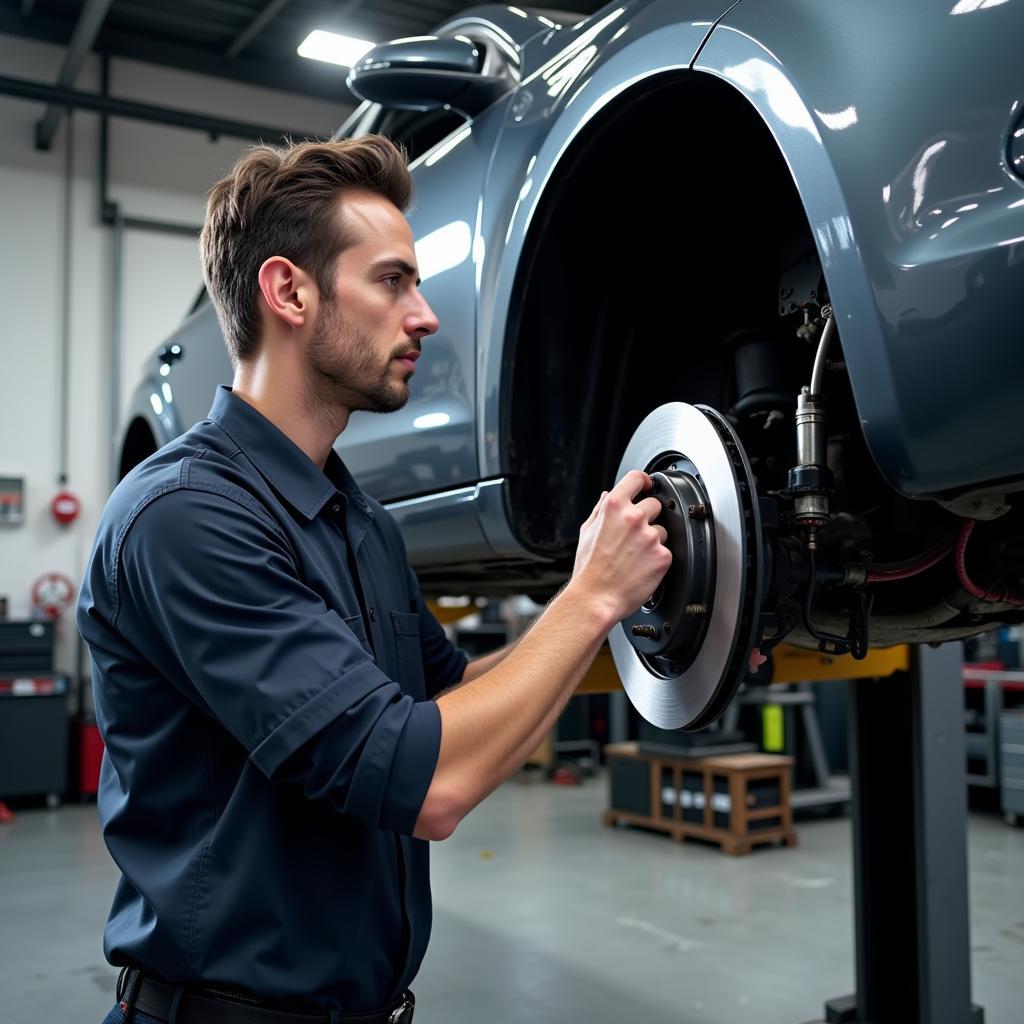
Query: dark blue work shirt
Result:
<box><xmin>76</xmin><ymin>386</ymin><xmax>467</xmax><ymax>1012</ymax></box>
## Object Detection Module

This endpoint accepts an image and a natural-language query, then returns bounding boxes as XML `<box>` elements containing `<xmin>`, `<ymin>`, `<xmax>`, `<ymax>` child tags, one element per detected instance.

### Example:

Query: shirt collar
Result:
<box><xmin>207</xmin><ymin>386</ymin><xmax>373</xmax><ymax>523</ymax></box>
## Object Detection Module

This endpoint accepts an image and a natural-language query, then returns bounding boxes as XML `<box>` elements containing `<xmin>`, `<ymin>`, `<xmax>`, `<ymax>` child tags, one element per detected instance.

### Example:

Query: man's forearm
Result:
<box><xmin>433</xmin><ymin>642</ymin><xmax>515</xmax><ymax>699</ymax></box>
<box><xmin>415</xmin><ymin>468</ymin><xmax>672</xmax><ymax>841</ymax></box>
<box><xmin>415</xmin><ymin>583</ymin><xmax>614</xmax><ymax>840</ymax></box>
<box><xmin>459</xmin><ymin>642</ymin><xmax>516</xmax><ymax>684</ymax></box>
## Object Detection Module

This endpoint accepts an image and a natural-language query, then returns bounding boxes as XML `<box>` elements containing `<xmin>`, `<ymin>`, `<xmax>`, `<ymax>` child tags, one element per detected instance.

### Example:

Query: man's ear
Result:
<box><xmin>257</xmin><ymin>256</ymin><xmax>315</xmax><ymax>330</ymax></box>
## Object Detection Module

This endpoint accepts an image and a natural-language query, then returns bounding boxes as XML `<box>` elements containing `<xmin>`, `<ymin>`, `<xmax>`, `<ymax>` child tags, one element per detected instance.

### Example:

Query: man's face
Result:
<box><xmin>306</xmin><ymin>190</ymin><xmax>438</xmax><ymax>415</ymax></box>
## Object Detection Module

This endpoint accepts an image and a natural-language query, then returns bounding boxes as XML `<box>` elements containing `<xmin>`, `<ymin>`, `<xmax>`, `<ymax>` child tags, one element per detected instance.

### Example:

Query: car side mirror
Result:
<box><xmin>347</xmin><ymin>36</ymin><xmax>512</xmax><ymax>118</ymax></box>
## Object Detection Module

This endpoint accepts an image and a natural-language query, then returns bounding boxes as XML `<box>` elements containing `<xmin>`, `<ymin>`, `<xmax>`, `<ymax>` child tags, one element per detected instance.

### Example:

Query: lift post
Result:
<box><xmin>442</xmin><ymin>604</ymin><xmax>985</xmax><ymax>1021</ymax></box>
<box><xmin>569</xmin><ymin>638</ymin><xmax>984</xmax><ymax>1023</ymax></box>
<box><xmin>825</xmin><ymin>642</ymin><xmax>983</xmax><ymax>1024</ymax></box>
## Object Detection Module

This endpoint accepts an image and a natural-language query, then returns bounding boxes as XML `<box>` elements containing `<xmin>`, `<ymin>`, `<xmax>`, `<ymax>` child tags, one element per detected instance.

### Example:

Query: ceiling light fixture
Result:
<box><xmin>297</xmin><ymin>30</ymin><xmax>375</xmax><ymax>67</ymax></box>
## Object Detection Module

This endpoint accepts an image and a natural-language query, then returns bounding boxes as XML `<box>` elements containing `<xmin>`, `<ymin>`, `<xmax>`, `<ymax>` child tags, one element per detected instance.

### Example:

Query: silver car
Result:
<box><xmin>120</xmin><ymin>1</ymin><xmax>1024</xmax><ymax>728</ymax></box>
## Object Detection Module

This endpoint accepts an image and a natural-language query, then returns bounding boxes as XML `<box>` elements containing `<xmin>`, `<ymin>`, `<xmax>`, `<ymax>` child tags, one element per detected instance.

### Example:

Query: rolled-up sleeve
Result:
<box><xmin>116</xmin><ymin>487</ymin><xmax>440</xmax><ymax>835</ymax></box>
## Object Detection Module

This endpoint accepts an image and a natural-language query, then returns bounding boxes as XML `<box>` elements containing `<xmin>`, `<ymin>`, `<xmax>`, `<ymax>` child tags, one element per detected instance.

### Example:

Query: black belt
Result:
<box><xmin>118</xmin><ymin>968</ymin><xmax>414</xmax><ymax>1024</ymax></box>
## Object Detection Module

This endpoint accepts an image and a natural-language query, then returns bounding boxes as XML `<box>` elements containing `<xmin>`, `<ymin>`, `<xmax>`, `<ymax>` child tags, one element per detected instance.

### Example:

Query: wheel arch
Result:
<box><xmin>690</xmin><ymin>4</ymin><xmax>1024</xmax><ymax>499</ymax></box>
<box><xmin>496</xmin><ymin>67</ymin><xmax>840</xmax><ymax>558</ymax></box>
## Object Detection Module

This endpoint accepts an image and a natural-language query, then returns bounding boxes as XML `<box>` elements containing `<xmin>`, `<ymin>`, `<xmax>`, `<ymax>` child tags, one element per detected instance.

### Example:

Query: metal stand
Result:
<box><xmin>824</xmin><ymin>644</ymin><xmax>984</xmax><ymax>1024</ymax></box>
<box><xmin>722</xmin><ymin>683</ymin><xmax>850</xmax><ymax>811</ymax></box>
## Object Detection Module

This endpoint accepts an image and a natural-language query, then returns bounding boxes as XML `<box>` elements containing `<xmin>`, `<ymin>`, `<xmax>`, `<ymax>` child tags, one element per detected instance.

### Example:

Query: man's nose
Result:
<box><xmin>407</xmin><ymin>293</ymin><xmax>440</xmax><ymax>339</ymax></box>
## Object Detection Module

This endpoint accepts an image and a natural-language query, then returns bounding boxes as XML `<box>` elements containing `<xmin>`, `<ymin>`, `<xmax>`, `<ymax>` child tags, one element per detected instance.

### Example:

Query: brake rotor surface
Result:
<box><xmin>608</xmin><ymin>403</ymin><xmax>763</xmax><ymax>730</ymax></box>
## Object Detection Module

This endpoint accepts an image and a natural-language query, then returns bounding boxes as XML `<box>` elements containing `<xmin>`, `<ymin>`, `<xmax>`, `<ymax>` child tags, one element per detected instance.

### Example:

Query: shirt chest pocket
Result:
<box><xmin>390</xmin><ymin>610</ymin><xmax>425</xmax><ymax>700</ymax></box>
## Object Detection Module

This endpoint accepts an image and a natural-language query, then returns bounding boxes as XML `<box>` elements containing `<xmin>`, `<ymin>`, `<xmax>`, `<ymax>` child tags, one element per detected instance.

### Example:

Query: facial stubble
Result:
<box><xmin>307</xmin><ymin>296</ymin><xmax>412</xmax><ymax>418</ymax></box>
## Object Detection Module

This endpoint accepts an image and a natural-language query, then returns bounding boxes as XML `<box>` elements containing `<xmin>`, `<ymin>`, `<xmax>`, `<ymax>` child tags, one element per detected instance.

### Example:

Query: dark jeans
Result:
<box><xmin>102</xmin><ymin>1008</ymin><xmax>163</xmax><ymax>1024</ymax></box>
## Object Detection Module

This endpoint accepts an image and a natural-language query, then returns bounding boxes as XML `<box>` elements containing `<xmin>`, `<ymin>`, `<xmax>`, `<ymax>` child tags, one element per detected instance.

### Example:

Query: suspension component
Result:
<box><xmin>785</xmin><ymin>310</ymin><xmax>837</xmax><ymax>548</ymax></box>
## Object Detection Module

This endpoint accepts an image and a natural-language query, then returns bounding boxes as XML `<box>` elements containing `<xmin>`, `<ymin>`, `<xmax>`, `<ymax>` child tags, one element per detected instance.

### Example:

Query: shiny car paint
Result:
<box><xmin>121</xmin><ymin>0</ymin><xmax>1024</xmax><ymax>576</ymax></box>
<box><xmin>695</xmin><ymin>0</ymin><xmax>1024</xmax><ymax>496</ymax></box>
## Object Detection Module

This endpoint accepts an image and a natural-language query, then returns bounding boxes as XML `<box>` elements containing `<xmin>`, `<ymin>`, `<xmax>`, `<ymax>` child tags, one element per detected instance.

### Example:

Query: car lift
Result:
<box><xmin>581</xmin><ymin>640</ymin><xmax>985</xmax><ymax>1024</ymax></box>
<box><xmin>438</xmin><ymin>599</ymin><xmax>985</xmax><ymax>1023</ymax></box>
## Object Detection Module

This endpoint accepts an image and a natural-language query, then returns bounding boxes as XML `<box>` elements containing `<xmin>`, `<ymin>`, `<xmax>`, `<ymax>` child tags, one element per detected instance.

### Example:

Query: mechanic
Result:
<box><xmin>77</xmin><ymin>134</ymin><xmax>673</xmax><ymax>1024</ymax></box>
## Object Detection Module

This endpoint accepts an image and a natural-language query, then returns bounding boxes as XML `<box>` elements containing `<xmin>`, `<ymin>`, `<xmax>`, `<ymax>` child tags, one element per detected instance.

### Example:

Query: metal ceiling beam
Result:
<box><xmin>0</xmin><ymin>8</ymin><xmax>358</xmax><ymax>106</ymax></box>
<box><xmin>308</xmin><ymin>0</ymin><xmax>371</xmax><ymax>35</ymax></box>
<box><xmin>227</xmin><ymin>0</ymin><xmax>292</xmax><ymax>59</ymax></box>
<box><xmin>111</xmin><ymin>2</ymin><xmax>234</xmax><ymax>39</ymax></box>
<box><xmin>35</xmin><ymin>0</ymin><xmax>115</xmax><ymax>150</ymax></box>
<box><xmin>230</xmin><ymin>0</ymin><xmax>376</xmax><ymax>62</ymax></box>
<box><xmin>1</xmin><ymin>72</ymin><xmax>317</xmax><ymax>143</ymax></box>
<box><xmin>374</xmin><ymin>0</ymin><xmax>448</xmax><ymax>17</ymax></box>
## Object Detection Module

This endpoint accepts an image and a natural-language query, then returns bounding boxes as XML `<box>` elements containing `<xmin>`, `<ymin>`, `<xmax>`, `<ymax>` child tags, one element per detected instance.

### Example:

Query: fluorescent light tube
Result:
<box><xmin>298</xmin><ymin>30</ymin><xmax>375</xmax><ymax>67</ymax></box>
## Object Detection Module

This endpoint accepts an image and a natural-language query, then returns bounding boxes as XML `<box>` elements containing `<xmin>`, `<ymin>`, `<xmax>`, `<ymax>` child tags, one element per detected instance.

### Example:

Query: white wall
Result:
<box><xmin>0</xmin><ymin>32</ymin><xmax>353</xmax><ymax>679</ymax></box>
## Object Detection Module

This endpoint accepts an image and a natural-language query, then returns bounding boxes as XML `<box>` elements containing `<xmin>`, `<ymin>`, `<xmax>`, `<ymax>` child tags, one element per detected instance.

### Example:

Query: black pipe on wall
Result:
<box><xmin>0</xmin><ymin>71</ymin><xmax>317</xmax><ymax>146</ymax></box>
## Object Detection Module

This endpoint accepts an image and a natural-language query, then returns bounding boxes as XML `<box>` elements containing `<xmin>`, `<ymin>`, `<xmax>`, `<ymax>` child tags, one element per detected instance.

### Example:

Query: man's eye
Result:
<box><xmin>384</xmin><ymin>275</ymin><xmax>401</xmax><ymax>290</ymax></box>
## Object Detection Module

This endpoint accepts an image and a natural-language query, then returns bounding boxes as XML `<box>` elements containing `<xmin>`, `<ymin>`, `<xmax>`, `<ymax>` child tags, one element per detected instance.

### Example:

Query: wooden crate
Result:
<box><xmin>603</xmin><ymin>743</ymin><xmax>797</xmax><ymax>856</ymax></box>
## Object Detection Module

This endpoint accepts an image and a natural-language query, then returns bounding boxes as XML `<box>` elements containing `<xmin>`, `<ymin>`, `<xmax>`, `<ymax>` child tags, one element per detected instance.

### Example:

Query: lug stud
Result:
<box><xmin>630</xmin><ymin>624</ymin><xmax>658</xmax><ymax>639</ymax></box>
<box><xmin>688</xmin><ymin>503</ymin><xmax>709</xmax><ymax>518</ymax></box>
<box><xmin>684</xmin><ymin>603</ymin><xmax>707</xmax><ymax>617</ymax></box>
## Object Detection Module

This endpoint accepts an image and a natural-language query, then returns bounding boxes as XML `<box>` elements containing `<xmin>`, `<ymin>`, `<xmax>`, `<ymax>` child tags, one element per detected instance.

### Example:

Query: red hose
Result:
<box><xmin>866</xmin><ymin>540</ymin><xmax>954</xmax><ymax>583</ymax></box>
<box><xmin>955</xmin><ymin>519</ymin><xmax>1024</xmax><ymax>608</ymax></box>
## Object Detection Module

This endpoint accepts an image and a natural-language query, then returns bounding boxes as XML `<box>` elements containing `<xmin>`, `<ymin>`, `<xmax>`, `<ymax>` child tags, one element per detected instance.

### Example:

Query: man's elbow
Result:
<box><xmin>413</xmin><ymin>782</ymin><xmax>470</xmax><ymax>842</ymax></box>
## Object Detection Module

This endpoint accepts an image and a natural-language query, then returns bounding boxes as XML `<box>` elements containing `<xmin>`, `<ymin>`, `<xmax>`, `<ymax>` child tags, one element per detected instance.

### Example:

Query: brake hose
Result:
<box><xmin>955</xmin><ymin>519</ymin><xmax>1024</xmax><ymax>608</ymax></box>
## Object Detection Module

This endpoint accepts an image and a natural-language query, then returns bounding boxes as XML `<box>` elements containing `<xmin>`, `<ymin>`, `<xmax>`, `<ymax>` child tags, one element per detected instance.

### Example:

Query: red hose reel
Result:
<box><xmin>31</xmin><ymin>572</ymin><xmax>76</xmax><ymax>620</ymax></box>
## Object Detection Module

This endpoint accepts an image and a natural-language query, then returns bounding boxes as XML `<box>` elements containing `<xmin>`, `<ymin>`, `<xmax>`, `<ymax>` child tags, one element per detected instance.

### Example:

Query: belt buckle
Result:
<box><xmin>388</xmin><ymin>995</ymin><xmax>413</xmax><ymax>1024</ymax></box>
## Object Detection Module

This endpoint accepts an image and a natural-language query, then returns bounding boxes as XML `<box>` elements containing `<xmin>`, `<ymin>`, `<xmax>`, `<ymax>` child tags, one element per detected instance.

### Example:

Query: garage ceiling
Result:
<box><xmin>0</xmin><ymin>0</ymin><xmax>603</xmax><ymax>105</ymax></box>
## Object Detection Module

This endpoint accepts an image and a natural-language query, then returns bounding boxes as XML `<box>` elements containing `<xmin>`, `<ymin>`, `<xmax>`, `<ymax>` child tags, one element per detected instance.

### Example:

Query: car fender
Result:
<box><xmin>692</xmin><ymin>0</ymin><xmax>1024</xmax><ymax>496</ymax></box>
<box><xmin>482</xmin><ymin>0</ymin><xmax>1024</xmax><ymax>499</ymax></box>
<box><xmin>476</xmin><ymin>0</ymin><xmax>740</xmax><ymax>482</ymax></box>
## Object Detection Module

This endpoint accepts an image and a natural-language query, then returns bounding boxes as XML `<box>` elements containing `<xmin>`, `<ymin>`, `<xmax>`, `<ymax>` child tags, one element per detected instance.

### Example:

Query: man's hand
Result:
<box><xmin>570</xmin><ymin>469</ymin><xmax>673</xmax><ymax>624</ymax></box>
<box><xmin>574</xmin><ymin>473</ymin><xmax>767</xmax><ymax>674</ymax></box>
<box><xmin>417</xmin><ymin>472</ymin><xmax>738</xmax><ymax>841</ymax></box>
<box><xmin>420</xmin><ymin>480</ymin><xmax>667</xmax><ymax>840</ymax></box>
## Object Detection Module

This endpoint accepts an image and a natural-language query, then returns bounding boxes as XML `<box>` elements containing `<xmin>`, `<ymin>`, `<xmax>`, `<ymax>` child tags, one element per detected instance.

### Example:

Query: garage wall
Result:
<box><xmin>0</xmin><ymin>31</ymin><xmax>353</xmax><ymax>680</ymax></box>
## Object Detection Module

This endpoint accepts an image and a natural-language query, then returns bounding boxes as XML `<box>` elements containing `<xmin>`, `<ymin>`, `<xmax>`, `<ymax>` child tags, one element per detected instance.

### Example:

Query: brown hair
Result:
<box><xmin>200</xmin><ymin>135</ymin><xmax>411</xmax><ymax>363</ymax></box>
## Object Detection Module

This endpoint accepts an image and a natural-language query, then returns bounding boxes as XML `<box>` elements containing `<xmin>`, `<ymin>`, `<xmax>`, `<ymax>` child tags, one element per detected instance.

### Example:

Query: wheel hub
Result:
<box><xmin>622</xmin><ymin>466</ymin><xmax>715</xmax><ymax>670</ymax></box>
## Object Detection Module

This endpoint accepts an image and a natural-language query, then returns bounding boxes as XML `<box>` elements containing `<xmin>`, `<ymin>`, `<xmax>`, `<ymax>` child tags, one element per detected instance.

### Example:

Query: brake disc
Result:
<box><xmin>608</xmin><ymin>403</ymin><xmax>763</xmax><ymax>730</ymax></box>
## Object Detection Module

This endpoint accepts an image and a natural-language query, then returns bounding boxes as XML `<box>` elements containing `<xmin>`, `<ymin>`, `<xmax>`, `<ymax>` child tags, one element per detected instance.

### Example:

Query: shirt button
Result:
<box><xmin>368</xmin><ymin>607</ymin><xmax>376</xmax><ymax>623</ymax></box>
<box><xmin>332</xmin><ymin>504</ymin><xmax>342</xmax><ymax>514</ymax></box>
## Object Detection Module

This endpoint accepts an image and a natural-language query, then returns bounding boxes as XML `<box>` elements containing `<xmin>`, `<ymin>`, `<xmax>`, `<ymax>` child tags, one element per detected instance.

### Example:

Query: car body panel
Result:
<box><xmin>694</xmin><ymin>0</ymin><xmax>1024</xmax><ymax>495</ymax></box>
<box><xmin>438</xmin><ymin>4</ymin><xmax>582</xmax><ymax>77</ymax></box>
<box><xmin>122</xmin><ymin>375</ymin><xmax>179</xmax><ymax>460</ymax></box>
<box><xmin>122</xmin><ymin>0</ymin><xmax>1024</xmax><ymax>583</ymax></box>
<box><xmin>123</xmin><ymin>300</ymin><xmax>220</xmax><ymax>456</ymax></box>
<box><xmin>476</xmin><ymin>0</ymin><xmax>737</xmax><ymax>481</ymax></box>
<box><xmin>340</xmin><ymin>103</ymin><xmax>506</xmax><ymax>502</ymax></box>
<box><xmin>147</xmin><ymin>302</ymin><xmax>225</xmax><ymax>436</ymax></box>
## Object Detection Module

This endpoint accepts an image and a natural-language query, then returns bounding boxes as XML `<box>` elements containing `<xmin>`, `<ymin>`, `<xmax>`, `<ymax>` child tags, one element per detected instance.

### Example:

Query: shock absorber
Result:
<box><xmin>781</xmin><ymin>307</ymin><xmax>872</xmax><ymax>657</ymax></box>
<box><xmin>785</xmin><ymin>308</ymin><xmax>836</xmax><ymax>549</ymax></box>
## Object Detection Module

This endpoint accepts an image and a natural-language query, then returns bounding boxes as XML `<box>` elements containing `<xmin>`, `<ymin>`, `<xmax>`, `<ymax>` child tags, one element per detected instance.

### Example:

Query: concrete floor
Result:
<box><xmin>1</xmin><ymin>776</ymin><xmax>1021</xmax><ymax>1024</ymax></box>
